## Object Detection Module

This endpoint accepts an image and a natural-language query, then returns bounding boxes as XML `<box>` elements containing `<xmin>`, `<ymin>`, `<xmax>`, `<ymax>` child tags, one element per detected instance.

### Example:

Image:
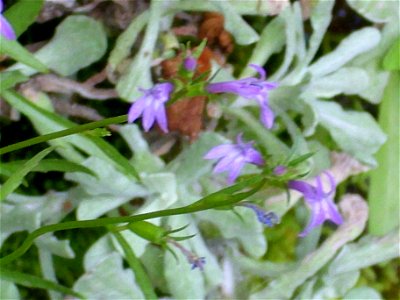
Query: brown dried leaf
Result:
<box><xmin>198</xmin><ymin>12</ymin><xmax>234</xmax><ymax>54</ymax></box>
<box><xmin>166</xmin><ymin>96</ymin><xmax>206</xmax><ymax>141</ymax></box>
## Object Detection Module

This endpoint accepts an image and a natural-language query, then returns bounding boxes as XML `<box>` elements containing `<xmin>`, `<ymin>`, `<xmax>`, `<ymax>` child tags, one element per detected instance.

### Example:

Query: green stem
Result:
<box><xmin>0</xmin><ymin>175</ymin><xmax>264</xmax><ymax>265</ymax></box>
<box><xmin>112</xmin><ymin>231</ymin><xmax>158</xmax><ymax>299</ymax></box>
<box><xmin>0</xmin><ymin>115</ymin><xmax>127</xmax><ymax>155</ymax></box>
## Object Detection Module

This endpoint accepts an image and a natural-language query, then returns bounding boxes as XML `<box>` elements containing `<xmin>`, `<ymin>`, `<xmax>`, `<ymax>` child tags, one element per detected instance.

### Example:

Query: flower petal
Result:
<box><xmin>259</xmin><ymin>102</ymin><xmax>275</xmax><ymax>129</ymax></box>
<box><xmin>227</xmin><ymin>158</ymin><xmax>245</xmax><ymax>183</ymax></box>
<box><xmin>127</xmin><ymin>98</ymin><xmax>146</xmax><ymax>123</ymax></box>
<box><xmin>245</xmin><ymin>148</ymin><xmax>265</xmax><ymax>165</ymax></box>
<box><xmin>288</xmin><ymin>180</ymin><xmax>318</xmax><ymax>202</ymax></box>
<box><xmin>249</xmin><ymin>64</ymin><xmax>266</xmax><ymax>80</ymax></box>
<box><xmin>213</xmin><ymin>153</ymin><xmax>239</xmax><ymax>174</ymax></box>
<box><xmin>142</xmin><ymin>100</ymin><xmax>157</xmax><ymax>131</ymax></box>
<box><xmin>0</xmin><ymin>15</ymin><xmax>16</xmax><ymax>40</ymax></box>
<box><xmin>155</xmin><ymin>104</ymin><xmax>168</xmax><ymax>133</ymax></box>
<box><xmin>204</xmin><ymin>144</ymin><xmax>236</xmax><ymax>159</ymax></box>
<box><xmin>323</xmin><ymin>199</ymin><xmax>343</xmax><ymax>225</ymax></box>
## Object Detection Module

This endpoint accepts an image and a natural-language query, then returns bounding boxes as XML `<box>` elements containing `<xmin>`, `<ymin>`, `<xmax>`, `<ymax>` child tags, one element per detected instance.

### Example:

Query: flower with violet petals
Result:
<box><xmin>273</xmin><ymin>165</ymin><xmax>287</xmax><ymax>176</ymax></box>
<box><xmin>241</xmin><ymin>203</ymin><xmax>280</xmax><ymax>227</ymax></box>
<box><xmin>127</xmin><ymin>82</ymin><xmax>174</xmax><ymax>133</ymax></box>
<box><xmin>288</xmin><ymin>171</ymin><xmax>343</xmax><ymax>237</ymax></box>
<box><xmin>206</xmin><ymin>64</ymin><xmax>278</xmax><ymax>129</ymax></box>
<box><xmin>0</xmin><ymin>0</ymin><xmax>16</xmax><ymax>40</ymax></box>
<box><xmin>183</xmin><ymin>56</ymin><xmax>197</xmax><ymax>72</ymax></box>
<box><xmin>204</xmin><ymin>134</ymin><xmax>264</xmax><ymax>183</ymax></box>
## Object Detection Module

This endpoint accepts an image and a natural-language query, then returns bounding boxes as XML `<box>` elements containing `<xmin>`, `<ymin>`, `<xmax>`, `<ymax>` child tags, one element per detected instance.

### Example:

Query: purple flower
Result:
<box><xmin>273</xmin><ymin>165</ymin><xmax>287</xmax><ymax>176</ymax></box>
<box><xmin>241</xmin><ymin>203</ymin><xmax>280</xmax><ymax>227</ymax></box>
<box><xmin>206</xmin><ymin>64</ymin><xmax>278</xmax><ymax>129</ymax></box>
<box><xmin>288</xmin><ymin>172</ymin><xmax>343</xmax><ymax>237</ymax></box>
<box><xmin>190</xmin><ymin>256</ymin><xmax>206</xmax><ymax>271</ymax></box>
<box><xmin>0</xmin><ymin>0</ymin><xmax>16</xmax><ymax>40</ymax></box>
<box><xmin>127</xmin><ymin>83</ymin><xmax>174</xmax><ymax>133</ymax></box>
<box><xmin>204</xmin><ymin>134</ymin><xmax>265</xmax><ymax>183</ymax></box>
<box><xmin>183</xmin><ymin>56</ymin><xmax>197</xmax><ymax>72</ymax></box>
<box><xmin>169</xmin><ymin>239</ymin><xmax>206</xmax><ymax>271</ymax></box>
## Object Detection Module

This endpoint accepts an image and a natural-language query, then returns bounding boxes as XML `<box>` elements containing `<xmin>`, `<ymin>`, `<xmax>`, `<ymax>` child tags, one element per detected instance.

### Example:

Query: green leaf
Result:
<box><xmin>213</xmin><ymin>1</ymin><xmax>259</xmax><ymax>45</ymax></box>
<box><xmin>312</xmin><ymin>99</ymin><xmax>386</xmax><ymax>166</ymax></box>
<box><xmin>0</xmin><ymin>279</ymin><xmax>20</xmax><ymax>299</ymax></box>
<box><xmin>167</xmin><ymin>132</ymin><xmax>227</xmax><ymax>185</ymax></box>
<box><xmin>305</xmin><ymin>67</ymin><xmax>369</xmax><ymax>98</ymax></box>
<box><xmin>83</xmin><ymin>235</ymin><xmax>115</xmax><ymax>270</ymax></box>
<box><xmin>285</xmin><ymin>0</ymin><xmax>334</xmax><ymax>84</ymax></box>
<box><xmin>116</xmin><ymin>1</ymin><xmax>162</xmax><ymax>100</ymax></box>
<box><xmin>0</xmin><ymin>71</ymin><xmax>28</xmax><ymax>92</ymax></box>
<box><xmin>35</xmin><ymin>235</ymin><xmax>75</xmax><ymax>259</ymax></box>
<box><xmin>0</xmin><ymin>38</ymin><xmax>48</xmax><ymax>72</ymax></box>
<box><xmin>119</xmin><ymin>124</ymin><xmax>164</xmax><ymax>173</ymax></box>
<box><xmin>39</xmin><ymin>15</ymin><xmax>107</xmax><ymax>76</ymax></box>
<box><xmin>108</xmin><ymin>11</ymin><xmax>149</xmax><ymax>73</ymax></box>
<box><xmin>251</xmin><ymin>195</ymin><xmax>368</xmax><ymax>299</ymax></box>
<box><xmin>0</xmin><ymin>147</ymin><xmax>53</xmax><ymax>201</ymax></box>
<box><xmin>347</xmin><ymin>0</ymin><xmax>399</xmax><ymax>23</ymax></box>
<box><xmin>74</xmin><ymin>253</ymin><xmax>144</xmax><ymax>299</ymax></box>
<box><xmin>1</xmin><ymin>90</ymin><xmax>140</xmax><ymax>180</ymax></box>
<box><xmin>112</xmin><ymin>231</ymin><xmax>157</xmax><ymax>300</ymax></box>
<box><xmin>328</xmin><ymin>231</ymin><xmax>399</xmax><ymax>276</ymax></box>
<box><xmin>368</xmin><ymin>73</ymin><xmax>400</xmax><ymax>235</ymax></box>
<box><xmin>13</xmin><ymin>15</ymin><xmax>107</xmax><ymax>76</ymax></box>
<box><xmin>314</xmin><ymin>271</ymin><xmax>360</xmax><ymax>299</ymax></box>
<box><xmin>240</xmin><ymin>17</ymin><xmax>285</xmax><ymax>78</ymax></box>
<box><xmin>197</xmin><ymin>206</ymin><xmax>266</xmax><ymax>257</ymax></box>
<box><xmin>164</xmin><ymin>216</ymin><xmax>206</xmax><ymax>299</ymax></box>
<box><xmin>344</xmin><ymin>287</ymin><xmax>383</xmax><ymax>299</ymax></box>
<box><xmin>270</xmin><ymin>4</ymin><xmax>298</xmax><ymax>80</ymax></box>
<box><xmin>383</xmin><ymin>38</ymin><xmax>400</xmax><ymax>71</ymax></box>
<box><xmin>65</xmin><ymin>157</ymin><xmax>148</xmax><ymax>220</ymax></box>
<box><xmin>4</xmin><ymin>0</ymin><xmax>44</xmax><ymax>37</ymax></box>
<box><xmin>0</xmin><ymin>269</ymin><xmax>84</xmax><ymax>299</ymax></box>
<box><xmin>0</xmin><ymin>159</ymin><xmax>95</xmax><ymax>177</ymax></box>
<box><xmin>1</xmin><ymin>192</ymin><xmax>69</xmax><ymax>246</ymax></box>
<box><xmin>309</xmin><ymin>27</ymin><xmax>381</xmax><ymax>77</ymax></box>
<box><xmin>350</xmin><ymin>22</ymin><xmax>398</xmax><ymax>104</ymax></box>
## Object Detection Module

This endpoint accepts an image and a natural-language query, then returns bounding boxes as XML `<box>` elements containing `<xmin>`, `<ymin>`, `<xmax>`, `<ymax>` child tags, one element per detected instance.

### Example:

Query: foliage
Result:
<box><xmin>0</xmin><ymin>0</ymin><xmax>398</xmax><ymax>299</ymax></box>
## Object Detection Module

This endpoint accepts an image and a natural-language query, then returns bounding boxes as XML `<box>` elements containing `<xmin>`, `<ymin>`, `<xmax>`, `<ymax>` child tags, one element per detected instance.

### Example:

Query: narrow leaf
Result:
<box><xmin>0</xmin><ymin>147</ymin><xmax>53</xmax><ymax>201</ymax></box>
<box><xmin>0</xmin><ymin>70</ymin><xmax>28</xmax><ymax>92</ymax></box>
<box><xmin>0</xmin><ymin>38</ymin><xmax>48</xmax><ymax>72</ymax></box>
<box><xmin>368</xmin><ymin>73</ymin><xmax>400</xmax><ymax>234</ymax></box>
<box><xmin>0</xmin><ymin>269</ymin><xmax>84</xmax><ymax>299</ymax></box>
<box><xmin>4</xmin><ymin>0</ymin><xmax>44</xmax><ymax>37</ymax></box>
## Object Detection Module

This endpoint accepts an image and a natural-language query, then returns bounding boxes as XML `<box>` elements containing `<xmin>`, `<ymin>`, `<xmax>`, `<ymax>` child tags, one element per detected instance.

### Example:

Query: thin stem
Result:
<box><xmin>0</xmin><ymin>175</ymin><xmax>265</xmax><ymax>266</ymax></box>
<box><xmin>112</xmin><ymin>231</ymin><xmax>158</xmax><ymax>299</ymax></box>
<box><xmin>0</xmin><ymin>115</ymin><xmax>127</xmax><ymax>155</ymax></box>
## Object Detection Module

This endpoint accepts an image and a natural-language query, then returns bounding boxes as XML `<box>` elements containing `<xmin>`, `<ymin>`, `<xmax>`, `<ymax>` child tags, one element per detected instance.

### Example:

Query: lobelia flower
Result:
<box><xmin>241</xmin><ymin>203</ymin><xmax>280</xmax><ymax>227</ymax></box>
<box><xmin>204</xmin><ymin>134</ymin><xmax>264</xmax><ymax>183</ymax></box>
<box><xmin>183</xmin><ymin>56</ymin><xmax>197</xmax><ymax>72</ymax></box>
<box><xmin>127</xmin><ymin>82</ymin><xmax>174</xmax><ymax>133</ymax></box>
<box><xmin>0</xmin><ymin>0</ymin><xmax>16</xmax><ymax>40</ymax></box>
<box><xmin>206</xmin><ymin>64</ymin><xmax>278</xmax><ymax>129</ymax></box>
<box><xmin>168</xmin><ymin>239</ymin><xmax>206</xmax><ymax>271</ymax></box>
<box><xmin>273</xmin><ymin>165</ymin><xmax>287</xmax><ymax>176</ymax></box>
<box><xmin>288</xmin><ymin>171</ymin><xmax>343</xmax><ymax>237</ymax></box>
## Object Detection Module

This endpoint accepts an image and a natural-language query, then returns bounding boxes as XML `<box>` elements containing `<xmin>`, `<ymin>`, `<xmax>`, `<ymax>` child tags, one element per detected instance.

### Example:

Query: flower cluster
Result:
<box><xmin>0</xmin><ymin>0</ymin><xmax>16</xmax><ymax>40</ymax></box>
<box><xmin>126</xmin><ymin>58</ymin><xmax>342</xmax><ymax>238</ymax></box>
<box><xmin>127</xmin><ymin>62</ymin><xmax>276</xmax><ymax>133</ymax></box>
